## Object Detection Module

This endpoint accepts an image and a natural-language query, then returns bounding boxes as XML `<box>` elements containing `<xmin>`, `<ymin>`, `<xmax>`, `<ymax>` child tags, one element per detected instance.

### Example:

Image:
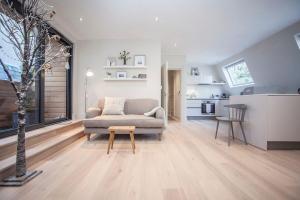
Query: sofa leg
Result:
<box><xmin>87</xmin><ymin>133</ymin><xmax>91</xmax><ymax>141</ymax></box>
<box><xmin>158</xmin><ymin>133</ymin><xmax>162</xmax><ymax>141</ymax></box>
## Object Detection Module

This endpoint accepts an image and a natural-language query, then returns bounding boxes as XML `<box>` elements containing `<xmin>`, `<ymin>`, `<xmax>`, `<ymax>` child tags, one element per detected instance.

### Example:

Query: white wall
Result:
<box><xmin>186</xmin><ymin>63</ymin><xmax>224</xmax><ymax>98</ymax></box>
<box><xmin>162</xmin><ymin>55</ymin><xmax>186</xmax><ymax>70</ymax></box>
<box><xmin>76</xmin><ymin>39</ymin><xmax>161</xmax><ymax>119</ymax></box>
<box><xmin>215</xmin><ymin>21</ymin><xmax>300</xmax><ymax>95</ymax></box>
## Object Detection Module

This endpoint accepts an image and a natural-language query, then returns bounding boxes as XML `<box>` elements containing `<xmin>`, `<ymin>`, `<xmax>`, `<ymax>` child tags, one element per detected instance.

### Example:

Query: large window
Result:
<box><xmin>223</xmin><ymin>60</ymin><xmax>254</xmax><ymax>88</ymax></box>
<box><xmin>0</xmin><ymin>8</ymin><xmax>72</xmax><ymax>138</ymax></box>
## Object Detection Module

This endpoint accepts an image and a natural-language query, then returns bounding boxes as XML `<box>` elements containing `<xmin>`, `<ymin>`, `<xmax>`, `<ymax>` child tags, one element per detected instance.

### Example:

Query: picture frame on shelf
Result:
<box><xmin>134</xmin><ymin>55</ymin><xmax>146</xmax><ymax>66</ymax></box>
<box><xmin>138</xmin><ymin>73</ymin><xmax>147</xmax><ymax>79</ymax></box>
<box><xmin>106</xmin><ymin>57</ymin><xmax>117</xmax><ymax>66</ymax></box>
<box><xmin>116</xmin><ymin>71</ymin><xmax>127</xmax><ymax>79</ymax></box>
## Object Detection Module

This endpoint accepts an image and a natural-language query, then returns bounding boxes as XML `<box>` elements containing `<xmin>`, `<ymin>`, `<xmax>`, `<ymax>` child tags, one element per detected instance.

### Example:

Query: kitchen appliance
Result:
<box><xmin>201</xmin><ymin>101</ymin><xmax>215</xmax><ymax>114</ymax></box>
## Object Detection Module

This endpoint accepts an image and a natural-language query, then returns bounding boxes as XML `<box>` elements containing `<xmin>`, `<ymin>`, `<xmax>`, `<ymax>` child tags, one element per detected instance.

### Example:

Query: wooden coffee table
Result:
<box><xmin>107</xmin><ymin>126</ymin><xmax>136</xmax><ymax>154</ymax></box>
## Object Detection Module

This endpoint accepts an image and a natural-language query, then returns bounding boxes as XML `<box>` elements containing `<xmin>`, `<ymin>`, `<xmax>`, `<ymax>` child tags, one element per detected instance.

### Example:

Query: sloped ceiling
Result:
<box><xmin>46</xmin><ymin>0</ymin><xmax>300</xmax><ymax>65</ymax></box>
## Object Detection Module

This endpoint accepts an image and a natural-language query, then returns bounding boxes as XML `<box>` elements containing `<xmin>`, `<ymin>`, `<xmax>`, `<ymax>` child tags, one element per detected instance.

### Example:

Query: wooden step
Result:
<box><xmin>0</xmin><ymin>120</ymin><xmax>82</xmax><ymax>161</ymax></box>
<box><xmin>0</xmin><ymin>126</ymin><xmax>84</xmax><ymax>180</ymax></box>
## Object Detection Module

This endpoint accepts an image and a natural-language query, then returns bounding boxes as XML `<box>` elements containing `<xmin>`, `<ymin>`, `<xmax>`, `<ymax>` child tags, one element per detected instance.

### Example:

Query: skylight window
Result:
<box><xmin>223</xmin><ymin>60</ymin><xmax>254</xmax><ymax>88</ymax></box>
<box><xmin>295</xmin><ymin>33</ymin><xmax>300</xmax><ymax>49</ymax></box>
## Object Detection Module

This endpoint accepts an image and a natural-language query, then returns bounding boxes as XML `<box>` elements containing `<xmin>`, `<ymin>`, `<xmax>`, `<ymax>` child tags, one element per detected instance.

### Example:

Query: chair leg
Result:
<box><xmin>239</xmin><ymin>122</ymin><xmax>248</xmax><ymax>145</ymax></box>
<box><xmin>230</xmin><ymin>122</ymin><xmax>234</xmax><ymax>140</ymax></box>
<box><xmin>228</xmin><ymin>123</ymin><xmax>231</xmax><ymax>146</ymax></box>
<box><xmin>215</xmin><ymin>120</ymin><xmax>219</xmax><ymax>139</ymax></box>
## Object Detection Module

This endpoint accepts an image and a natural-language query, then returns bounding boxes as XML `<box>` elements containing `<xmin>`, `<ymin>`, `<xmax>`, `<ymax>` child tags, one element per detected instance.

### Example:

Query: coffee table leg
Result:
<box><xmin>107</xmin><ymin>131</ymin><xmax>113</xmax><ymax>154</ymax></box>
<box><xmin>111</xmin><ymin>131</ymin><xmax>115</xmax><ymax>149</ymax></box>
<box><xmin>129</xmin><ymin>131</ymin><xmax>135</xmax><ymax>154</ymax></box>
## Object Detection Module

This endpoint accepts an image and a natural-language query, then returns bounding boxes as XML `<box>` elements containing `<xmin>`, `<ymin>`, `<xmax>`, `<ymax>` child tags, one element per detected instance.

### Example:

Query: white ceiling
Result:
<box><xmin>47</xmin><ymin>0</ymin><xmax>300</xmax><ymax>65</ymax></box>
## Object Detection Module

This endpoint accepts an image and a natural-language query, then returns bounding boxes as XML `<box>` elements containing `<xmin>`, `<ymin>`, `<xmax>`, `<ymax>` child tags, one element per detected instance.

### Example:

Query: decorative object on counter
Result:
<box><xmin>240</xmin><ymin>86</ymin><xmax>254</xmax><ymax>95</ymax></box>
<box><xmin>106</xmin><ymin>57</ymin><xmax>117</xmax><ymax>66</ymax></box>
<box><xmin>186</xmin><ymin>89</ymin><xmax>197</xmax><ymax>99</ymax></box>
<box><xmin>106</xmin><ymin>72</ymin><xmax>112</xmax><ymax>78</ymax></box>
<box><xmin>116</xmin><ymin>71</ymin><xmax>127</xmax><ymax>79</ymax></box>
<box><xmin>134</xmin><ymin>55</ymin><xmax>146</xmax><ymax>66</ymax></box>
<box><xmin>138</xmin><ymin>73</ymin><xmax>147</xmax><ymax>79</ymax></box>
<box><xmin>190</xmin><ymin>67</ymin><xmax>199</xmax><ymax>76</ymax></box>
<box><xmin>221</xmin><ymin>93</ymin><xmax>228</xmax><ymax>98</ymax></box>
<box><xmin>132</xmin><ymin>75</ymin><xmax>138</xmax><ymax>79</ymax></box>
<box><xmin>119</xmin><ymin>50</ymin><xmax>131</xmax><ymax>65</ymax></box>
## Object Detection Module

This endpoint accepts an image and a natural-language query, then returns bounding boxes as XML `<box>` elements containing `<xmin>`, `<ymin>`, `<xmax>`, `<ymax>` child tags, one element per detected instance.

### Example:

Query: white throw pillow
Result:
<box><xmin>102</xmin><ymin>97</ymin><xmax>125</xmax><ymax>115</ymax></box>
<box><xmin>144</xmin><ymin>106</ymin><xmax>162</xmax><ymax>117</ymax></box>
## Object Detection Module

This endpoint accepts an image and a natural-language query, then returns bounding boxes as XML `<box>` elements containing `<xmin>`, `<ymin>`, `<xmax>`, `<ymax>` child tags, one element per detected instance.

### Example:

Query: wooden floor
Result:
<box><xmin>1</xmin><ymin>120</ymin><xmax>300</xmax><ymax>200</ymax></box>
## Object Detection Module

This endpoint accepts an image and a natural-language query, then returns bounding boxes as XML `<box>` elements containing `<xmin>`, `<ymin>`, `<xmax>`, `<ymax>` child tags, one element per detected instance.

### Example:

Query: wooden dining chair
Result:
<box><xmin>215</xmin><ymin>104</ymin><xmax>248</xmax><ymax>146</ymax></box>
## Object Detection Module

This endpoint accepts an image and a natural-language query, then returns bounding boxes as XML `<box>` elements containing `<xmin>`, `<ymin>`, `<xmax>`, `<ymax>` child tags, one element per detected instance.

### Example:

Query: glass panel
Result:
<box><xmin>224</xmin><ymin>60</ymin><xmax>254</xmax><ymax>87</ymax></box>
<box><xmin>0</xmin><ymin>12</ymin><xmax>39</xmax><ymax>132</ymax></box>
<box><xmin>44</xmin><ymin>39</ymin><xmax>68</xmax><ymax>122</ymax></box>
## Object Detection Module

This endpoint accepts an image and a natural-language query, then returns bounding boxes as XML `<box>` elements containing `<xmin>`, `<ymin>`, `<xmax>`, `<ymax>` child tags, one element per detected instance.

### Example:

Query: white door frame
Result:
<box><xmin>161</xmin><ymin>62</ymin><xmax>169</xmax><ymax>123</ymax></box>
<box><xmin>168</xmin><ymin>69</ymin><xmax>182</xmax><ymax>121</ymax></box>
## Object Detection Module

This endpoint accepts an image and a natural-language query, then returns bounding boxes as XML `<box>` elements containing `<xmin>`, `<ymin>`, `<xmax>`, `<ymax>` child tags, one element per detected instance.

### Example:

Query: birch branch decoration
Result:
<box><xmin>0</xmin><ymin>0</ymin><xmax>70</xmax><ymax>186</ymax></box>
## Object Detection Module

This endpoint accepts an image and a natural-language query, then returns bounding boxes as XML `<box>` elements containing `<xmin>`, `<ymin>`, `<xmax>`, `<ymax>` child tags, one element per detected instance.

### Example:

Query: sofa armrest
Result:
<box><xmin>85</xmin><ymin>107</ymin><xmax>101</xmax><ymax>119</ymax></box>
<box><xmin>155</xmin><ymin>107</ymin><xmax>165</xmax><ymax>119</ymax></box>
<box><xmin>155</xmin><ymin>107</ymin><xmax>167</xmax><ymax>128</ymax></box>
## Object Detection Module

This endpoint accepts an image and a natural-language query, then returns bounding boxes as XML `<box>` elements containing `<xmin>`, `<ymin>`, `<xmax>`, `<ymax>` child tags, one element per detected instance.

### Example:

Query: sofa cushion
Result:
<box><xmin>102</xmin><ymin>97</ymin><xmax>125</xmax><ymax>115</ymax></box>
<box><xmin>124</xmin><ymin>99</ymin><xmax>159</xmax><ymax>115</ymax></box>
<box><xmin>83</xmin><ymin>114</ymin><xmax>164</xmax><ymax>128</ymax></box>
<box><xmin>98</xmin><ymin>98</ymin><xmax>159</xmax><ymax>115</ymax></box>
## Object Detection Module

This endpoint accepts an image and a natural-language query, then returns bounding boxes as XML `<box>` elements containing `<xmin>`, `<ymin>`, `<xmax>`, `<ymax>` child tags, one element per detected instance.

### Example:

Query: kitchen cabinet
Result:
<box><xmin>230</xmin><ymin>94</ymin><xmax>300</xmax><ymax>150</ymax></box>
<box><xmin>186</xmin><ymin>98</ymin><xmax>229</xmax><ymax>118</ymax></box>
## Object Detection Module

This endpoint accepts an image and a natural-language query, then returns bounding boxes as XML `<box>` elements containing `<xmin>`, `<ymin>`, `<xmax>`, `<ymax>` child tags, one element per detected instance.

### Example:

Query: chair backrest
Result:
<box><xmin>224</xmin><ymin>104</ymin><xmax>247</xmax><ymax>122</ymax></box>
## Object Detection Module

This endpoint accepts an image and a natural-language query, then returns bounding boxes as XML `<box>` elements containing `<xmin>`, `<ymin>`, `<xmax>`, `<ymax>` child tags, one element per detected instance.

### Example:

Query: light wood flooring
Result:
<box><xmin>0</xmin><ymin>120</ymin><xmax>300</xmax><ymax>200</ymax></box>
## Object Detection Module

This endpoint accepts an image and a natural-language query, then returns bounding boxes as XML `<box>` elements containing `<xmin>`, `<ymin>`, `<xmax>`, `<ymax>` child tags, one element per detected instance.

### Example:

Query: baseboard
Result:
<box><xmin>267</xmin><ymin>141</ymin><xmax>300</xmax><ymax>150</ymax></box>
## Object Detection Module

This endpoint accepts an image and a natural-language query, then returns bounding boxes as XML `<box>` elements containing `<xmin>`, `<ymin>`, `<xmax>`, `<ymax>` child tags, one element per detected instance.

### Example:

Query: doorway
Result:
<box><xmin>168</xmin><ymin>70</ymin><xmax>181</xmax><ymax>121</ymax></box>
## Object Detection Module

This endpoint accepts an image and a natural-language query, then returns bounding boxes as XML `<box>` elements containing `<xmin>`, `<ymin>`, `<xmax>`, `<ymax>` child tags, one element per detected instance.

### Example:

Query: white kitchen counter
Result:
<box><xmin>230</xmin><ymin>94</ymin><xmax>300</xmax><ymax>150</ymax></box>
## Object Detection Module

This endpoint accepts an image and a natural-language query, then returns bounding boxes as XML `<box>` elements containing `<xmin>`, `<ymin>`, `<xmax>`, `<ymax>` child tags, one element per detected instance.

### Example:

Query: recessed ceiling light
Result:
<box><xmin>79</xmin><ymin>17</ymin><xmax>83</xmax><ymax>22</ymax></box>
<box><xmin>174</xmin><ymin>43</ymin><xmax>177</xmax><ymax>47</ymax></box>
<box><xmin>154</xmin><ymin>16</ymin><xmax>159</xmax><ymax>22</ymax></box>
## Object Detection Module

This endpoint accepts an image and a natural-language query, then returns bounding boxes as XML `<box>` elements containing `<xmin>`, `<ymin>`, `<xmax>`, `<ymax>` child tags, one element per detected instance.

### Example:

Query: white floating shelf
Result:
<box><xmin>103</xmin><ymin>66</ymin><xmax>147</xmax><ymax>69</ymax></box>
<box><xmin>104</xmin><ymin>78</ymin><xmax>147</xmax><ymax>81</ymax></box>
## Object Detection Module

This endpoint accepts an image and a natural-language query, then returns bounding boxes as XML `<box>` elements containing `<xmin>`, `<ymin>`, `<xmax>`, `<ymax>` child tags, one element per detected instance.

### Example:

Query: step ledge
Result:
<box><xmin>0</xmin><ymin>127</ymin><xmax>84</xmax><ymax>175</ymax></box>
<box><xmin>0</xmin><ymin>120</ymin><xmax>82</xmax><ymax>148</ymax></box>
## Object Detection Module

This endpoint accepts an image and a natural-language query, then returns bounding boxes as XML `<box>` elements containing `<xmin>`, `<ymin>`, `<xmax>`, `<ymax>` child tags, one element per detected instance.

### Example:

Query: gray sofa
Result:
<box><xmin>83</xmin><ymin>98</ymin><xmax>166</xmax><ymax>140</ymax></box>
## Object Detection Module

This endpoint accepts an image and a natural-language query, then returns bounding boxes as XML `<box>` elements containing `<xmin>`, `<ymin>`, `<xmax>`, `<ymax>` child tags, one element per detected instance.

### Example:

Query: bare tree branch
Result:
<box><xmin>0</xmin><ymin>58</ymin><xmax>19</xmax><ymax>96</ymax></box>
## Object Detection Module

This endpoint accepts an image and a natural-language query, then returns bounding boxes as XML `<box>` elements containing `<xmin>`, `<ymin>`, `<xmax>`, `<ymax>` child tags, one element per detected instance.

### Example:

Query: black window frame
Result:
<box><xmin>0</xmin><ymin>0</ymin><xmax>73</xmax><ymax>138</ymax></box>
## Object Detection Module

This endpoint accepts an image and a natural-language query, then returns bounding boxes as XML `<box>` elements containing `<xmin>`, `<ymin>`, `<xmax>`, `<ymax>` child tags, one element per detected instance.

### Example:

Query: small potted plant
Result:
<box><xmin>119</xmin><ymin>50</ymin><xmax>131</xmax><ymax>65</ymax></box>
